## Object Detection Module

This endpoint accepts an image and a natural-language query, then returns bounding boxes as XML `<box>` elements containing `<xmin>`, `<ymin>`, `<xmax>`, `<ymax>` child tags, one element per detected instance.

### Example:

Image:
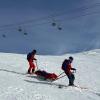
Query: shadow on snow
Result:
<box><xmin>0</xmin><ymin>69</ymin><xmax>26</xmax><ymax>75</ymax></box>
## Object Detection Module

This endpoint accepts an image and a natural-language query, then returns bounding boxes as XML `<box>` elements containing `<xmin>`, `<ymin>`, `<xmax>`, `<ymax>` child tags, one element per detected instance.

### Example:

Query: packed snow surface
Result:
<box><xmin>0</xmin><ymin>49</ymin><xmax>100</xmax><ymax>100</ymax></box>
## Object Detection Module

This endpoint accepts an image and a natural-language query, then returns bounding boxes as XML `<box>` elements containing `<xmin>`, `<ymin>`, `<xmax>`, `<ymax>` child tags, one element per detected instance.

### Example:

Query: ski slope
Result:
<box><xmin>0</xmin><ymin>49</ymin><xmax>100</xmax><ymax>100</ymax></box>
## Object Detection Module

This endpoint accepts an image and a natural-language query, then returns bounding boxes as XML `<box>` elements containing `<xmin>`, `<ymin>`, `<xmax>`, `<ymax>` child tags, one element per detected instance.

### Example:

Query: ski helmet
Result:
<box><xmin>69</xmin><ymin>56</ymin><xmax>73</xmax><ymax>61</ymax></box>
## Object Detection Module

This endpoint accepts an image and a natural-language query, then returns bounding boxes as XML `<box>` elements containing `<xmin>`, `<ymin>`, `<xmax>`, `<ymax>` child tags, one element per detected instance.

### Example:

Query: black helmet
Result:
<box><xmin>32</xmin><ymin>49</ymin><xmax>37</xmax><ymax>54</ymax></box>
<box><xmin>69</xmin><ymin>56</ymin><xmax>73</xmax><ymax>61</ymax></box>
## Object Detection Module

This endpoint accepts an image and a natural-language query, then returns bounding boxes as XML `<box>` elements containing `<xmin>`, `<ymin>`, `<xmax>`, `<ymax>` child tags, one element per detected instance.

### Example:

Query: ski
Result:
<box><xmin>73</xmin><ymin>85</ymin><xmax>88</xmax><ymax>90</ymax></box>
<box><xmin>58</xmin><ymin>84</ymin><xmax>88</xmax><ymax>89</ymax></box>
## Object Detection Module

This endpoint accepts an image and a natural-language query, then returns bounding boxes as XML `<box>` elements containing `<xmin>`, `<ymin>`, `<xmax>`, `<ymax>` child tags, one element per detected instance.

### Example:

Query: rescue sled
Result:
<box><xmin>35</xmin><ymin>70</ymin><xmax>58</xmax><ymax>80</ymax></box>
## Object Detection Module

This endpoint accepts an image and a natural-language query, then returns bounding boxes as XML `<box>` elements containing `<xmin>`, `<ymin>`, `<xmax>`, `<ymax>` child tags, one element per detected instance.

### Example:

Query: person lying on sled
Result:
<box><xmin>35</xmin><ymin>70</ymin><xmax>58</xmax><ymax>80</ymax></box>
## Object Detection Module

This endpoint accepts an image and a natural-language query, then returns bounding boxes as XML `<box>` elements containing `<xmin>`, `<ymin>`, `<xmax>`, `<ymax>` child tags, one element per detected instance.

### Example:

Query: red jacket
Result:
<box><xmin>28</xmin><ymin>54</ymin><xmax>36</xmax><ymax>69</ymax></box>
<box><xmin>65</xmin><ymin>63</ymin><xmax>72</xmax><ymax>75</ymax></box>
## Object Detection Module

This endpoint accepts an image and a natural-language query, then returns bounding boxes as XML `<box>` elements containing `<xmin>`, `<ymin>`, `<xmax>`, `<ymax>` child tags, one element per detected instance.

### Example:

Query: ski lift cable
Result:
<box><xmin>0</xmin><ymin>2</ymin><xmax>100</xmax><ymax>32</ymax></box>
<box><xmin>0</xmin><ymin>3</ymin><xmax>100</xmax><ymax>28</ymax></box>
<box><xmin>0</xmin><ymin>2</ymin><xmax>100</xmax><ymax>29</ymax></box>
<box><xmin>58</xmin><ymin>10</ymin><xmax>100</xmax><ymax>22</ymax></box>
<box><xmin>0</xmin><ymin>10</ymin><xmax>100</xmax><ymax>32</ymax></box>
<box><xmin>50</xmin><ymin>2</ymin><xmax>100</xmax><ymax>18</ymax></box>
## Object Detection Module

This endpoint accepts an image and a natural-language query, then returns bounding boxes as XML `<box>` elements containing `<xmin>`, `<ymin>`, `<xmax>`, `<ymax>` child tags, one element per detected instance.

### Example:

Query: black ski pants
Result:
<box><xmin>65</xmin><ymin>73</ymin><xmax>75</xmax><ymax>85</ymax></box>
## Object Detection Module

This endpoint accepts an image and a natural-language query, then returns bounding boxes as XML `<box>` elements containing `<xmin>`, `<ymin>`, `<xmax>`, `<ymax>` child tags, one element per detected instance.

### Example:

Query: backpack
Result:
<box><xmin>27</xmin><ymin>52</ymin><xmax>32</xmax><ymax>61</ymax></box>
<box><xmin>62</xmin><ymin>59</ymin><xmax>69</xmax><ymax>71</ymax></box>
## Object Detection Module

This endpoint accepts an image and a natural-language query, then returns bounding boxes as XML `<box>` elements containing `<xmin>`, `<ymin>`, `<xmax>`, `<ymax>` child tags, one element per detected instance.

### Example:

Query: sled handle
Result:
<box><xmin>58</xmin><ymin>72</ymin><xmax>65</xmax><ymax>77</ymax></box>
<box><xmin>53</xmin><ymin>74</ymin><xmax>66</xmax><ymax>81</ymax></box>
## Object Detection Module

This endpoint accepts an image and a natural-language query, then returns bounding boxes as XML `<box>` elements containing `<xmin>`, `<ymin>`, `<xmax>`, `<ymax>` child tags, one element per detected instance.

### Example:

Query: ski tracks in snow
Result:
<box><xmin>0</xmin><ymin>86</ymin><xmax>54</xmax><ymax>100</ymax></box>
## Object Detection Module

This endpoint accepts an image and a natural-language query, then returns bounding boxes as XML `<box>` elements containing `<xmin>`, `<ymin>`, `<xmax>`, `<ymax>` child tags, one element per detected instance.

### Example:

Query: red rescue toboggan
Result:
<box><xmin>35</xmin><ymin>70</ymin><xmax>58</xmax><ymax>80</ymax></box>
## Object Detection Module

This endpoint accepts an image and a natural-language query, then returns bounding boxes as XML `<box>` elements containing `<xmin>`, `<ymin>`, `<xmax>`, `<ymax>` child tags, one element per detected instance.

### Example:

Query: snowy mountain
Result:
<box><xmin>0</xmin><ymin>0</ymin><xmax>100</xmax><ymax>55</ymax></box>
<box><xmin>0</xmin><ymin>49</ymin><xmax>100</xmax><ymax>100</ymax></box>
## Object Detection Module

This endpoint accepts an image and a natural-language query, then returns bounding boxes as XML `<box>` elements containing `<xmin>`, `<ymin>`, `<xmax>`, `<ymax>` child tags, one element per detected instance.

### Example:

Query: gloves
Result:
<box><xmin>34</xmin><ymin>58</ymin><xmax>37</xmax><ymax>60</ymax></box>
<box><xmin>71</xmin><ymin>68</ymin><xmax>76</xmax><ymax>73</ymax></box>
<box><xmin>71</xmin><ymin>68</ymin><xmax>76</xmax><ymax>70</ymax></box>
<box><xmin>73</xmin><ymin>68</ymin><xmax>76</xmax><ymax>73</ymax></box>
<box><xmin>74</xmin><ymin>68</ymin><xmax>76</xmax><ymax>71</ymax></box>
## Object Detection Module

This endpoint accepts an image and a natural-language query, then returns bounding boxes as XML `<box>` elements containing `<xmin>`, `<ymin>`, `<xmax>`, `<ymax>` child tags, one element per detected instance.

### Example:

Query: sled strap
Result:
<box><xmin>57</xmin><ymin>72</ymin><xmax>65</xmax><ymax>77</ymax></box>
<box><xmin>53</xmin><ymin>74</ymin><xmax>66</xmax><ymax>81</ymax></box>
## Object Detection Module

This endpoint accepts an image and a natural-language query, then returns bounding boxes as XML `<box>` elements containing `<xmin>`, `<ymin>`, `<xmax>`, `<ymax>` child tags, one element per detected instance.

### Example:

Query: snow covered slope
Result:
<box><xmin>0</xmin><ymin>49</ymin><xmax>100</xmax><ymax>100</ymax></box>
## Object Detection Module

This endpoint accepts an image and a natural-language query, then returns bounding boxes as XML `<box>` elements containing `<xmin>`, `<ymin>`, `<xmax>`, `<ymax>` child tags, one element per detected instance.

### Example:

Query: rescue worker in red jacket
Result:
<box><xmin>62</xmin><ymin>56</ymin><xmax>76</xmax><ymax>86</ymax></box>
<box><xmin>27</xmin><ymin>50</ymin><xmax>37</xmax><ymax>74</ymax></box>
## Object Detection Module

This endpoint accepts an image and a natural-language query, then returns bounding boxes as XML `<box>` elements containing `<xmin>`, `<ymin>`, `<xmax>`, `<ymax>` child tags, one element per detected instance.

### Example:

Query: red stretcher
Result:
<box><xmin>35</xmin><ymin>70</ymin><xmax>58</xmax><ymax>80</ymax></box>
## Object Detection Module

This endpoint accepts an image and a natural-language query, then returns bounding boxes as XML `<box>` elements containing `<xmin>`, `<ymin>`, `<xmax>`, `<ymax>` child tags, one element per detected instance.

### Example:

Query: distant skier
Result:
<box><xmin>62</xmin><ymin>56</ymin><xmax>76</xmax><ymax>86</ymax></box>
<box><xmin>27</xmin><ymin>49</ymin><xmax>37</xmax><ymax>74</ymax></box>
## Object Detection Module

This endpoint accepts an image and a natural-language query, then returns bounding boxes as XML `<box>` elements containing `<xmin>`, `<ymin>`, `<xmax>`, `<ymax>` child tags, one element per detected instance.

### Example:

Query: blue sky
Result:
<box><xmin>0</xmin><ymin>0</ymin><xmax>100</xmax><ymax>55</ymax></box>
